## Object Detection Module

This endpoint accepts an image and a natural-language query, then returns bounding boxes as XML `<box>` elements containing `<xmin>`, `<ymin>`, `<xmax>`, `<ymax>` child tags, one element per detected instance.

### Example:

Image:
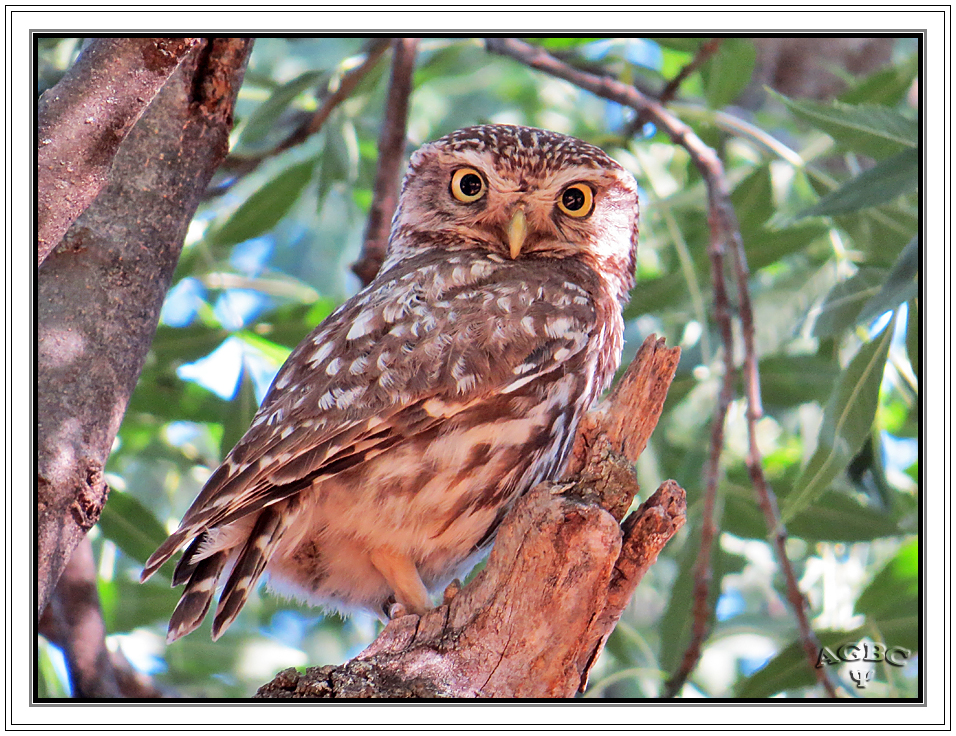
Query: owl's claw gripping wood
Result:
<box><xmin>141</xmin><ymin>124</ymin><xmax>640</xmax><ymax>642</ymax></box>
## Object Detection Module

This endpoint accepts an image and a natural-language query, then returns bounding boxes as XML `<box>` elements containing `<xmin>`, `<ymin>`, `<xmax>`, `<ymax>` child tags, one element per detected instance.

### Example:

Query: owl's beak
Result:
<box><xmin>507</xmin><ymin>207</ymin><xmax>528</xmax><ymax>259</ymax></box>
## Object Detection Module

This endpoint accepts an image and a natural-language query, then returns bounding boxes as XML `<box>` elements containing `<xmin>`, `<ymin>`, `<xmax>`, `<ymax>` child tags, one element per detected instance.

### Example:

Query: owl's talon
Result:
<box><xmin>387</xmin><ymin>601</ymin><xmax>409</xmax><ymax>619</ymax></box>
<box><xmin>442</xmin><ymin>578</ymin><xmax>462</xmax><ymax>606</ymax></box>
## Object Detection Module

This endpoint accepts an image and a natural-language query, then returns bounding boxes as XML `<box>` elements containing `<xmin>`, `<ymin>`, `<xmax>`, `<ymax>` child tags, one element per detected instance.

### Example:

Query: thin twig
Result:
<box><xmin>660</xmin><ymin>39</ymin><xmax>723</xmax><ymax>107</ymax></box>
<box><xmin>484</xmin><ymin>37</ymin><xmax>837</xmax><ymax>698</ymax></box>
<box><xmin>352</xmin><ymin>38</ymin><xmax>419</xmax><ymax>286</ymax></box>
<box><xmin>663</xmin><ymin>229</ymin><xmax>737</xmax><ymax>698</ymax></box>
<box><xmin>209</xmin><ymin>39</ymin><xmax>391</xmax><ymax>195</ymax></box>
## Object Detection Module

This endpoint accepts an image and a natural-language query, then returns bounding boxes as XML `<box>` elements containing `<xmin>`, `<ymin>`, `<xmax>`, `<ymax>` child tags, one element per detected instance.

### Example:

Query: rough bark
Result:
<box><xmin>37</xmin><ymin>37</ymin><xmax>203</xmax><ymax>266</ymax></box>
<box><xmin>36</xmin><ymin>38</ymin><xmax>253</xmax><ymax>617</ymax></box>
<box><xmin>256</xmin><ymin>336</ymin><xmax>684</xmax><ymax>699</ymax></box>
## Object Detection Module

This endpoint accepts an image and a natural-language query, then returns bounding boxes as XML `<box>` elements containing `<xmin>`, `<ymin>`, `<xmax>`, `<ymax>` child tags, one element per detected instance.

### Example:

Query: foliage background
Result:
<box><xmin>37</xmin><ymin>36</ymin><xmax>920</xmax><ymax>698</ymax></box>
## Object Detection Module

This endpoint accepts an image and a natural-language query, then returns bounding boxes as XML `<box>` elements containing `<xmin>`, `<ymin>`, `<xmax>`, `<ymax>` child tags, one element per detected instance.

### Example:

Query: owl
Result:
<box><xmin>141</xmin><ymin>124</ymin><xmax>639</xmax><ymax>642</ymax></box>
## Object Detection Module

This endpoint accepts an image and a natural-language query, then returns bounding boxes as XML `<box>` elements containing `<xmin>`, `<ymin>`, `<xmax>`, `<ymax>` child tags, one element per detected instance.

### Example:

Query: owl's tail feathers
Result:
<box><xmin>140</xmin><ymin>512</ymin><xmax>219</xmax><ymax>584</ymax></box>
<box><xmin>211</xmin><ymin>504</ymin><xmax>288</xmax><ymax>641</ymax></box>
<box><xmin>166</xmin><ymin>549</ymin><xmax>228</xmax><ymax>643</ymax></box>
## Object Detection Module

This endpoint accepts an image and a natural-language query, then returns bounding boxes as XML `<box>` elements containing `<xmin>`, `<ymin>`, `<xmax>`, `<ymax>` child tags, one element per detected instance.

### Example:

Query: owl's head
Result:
<box><xmin>386</xmin><ymin>124</ymin><xmax>639</xmax><ymax>302</ymax></box>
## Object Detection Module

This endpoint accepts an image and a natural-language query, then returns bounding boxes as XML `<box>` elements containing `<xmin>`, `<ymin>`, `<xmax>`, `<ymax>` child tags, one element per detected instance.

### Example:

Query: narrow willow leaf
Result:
<box><xmin>856</xmin><ymin>237</ymin><xmax>919</xmax><ymax>325</ymax></box>
<box><xmin>221</xmin><ymin>362</ymin><xmax>260</xmax><ymax>456</ymax></box>
<box><xmin>236</xmin><ymin>71</ymin><xmax>325</xmax><ymax>153</ymax></box>
<box><xmin>775</xmin><ymin>91</ymin><xmax>918</xmax><ymax>153</ymax></box>
<box><xmin>97</xmin><ymin>491</ymin><xmax>171</xmax><ymax>568</ymax></box>
<box><xmin>208</xmin><ymin>158</ymin><xmax>317</xmax><ymax>248</ymax></box>
<box><xmin>758</xmin><ymin>353</ymin><xmax>838</xmax><ymax>408</ymax></box>
<box><xmin>746</xmin><ymin>222</ymin><xmax>830</xmax><ymax>272</ymax></box>
<box><xmin>856</xmin><ymin>538</ymin><xmax>919</xmax><ymax>652</ymax></box>
<box><xmin>105</xmin><ymin>577</ymin><xmax>184</xmax><ymax>633</ymax></box>
<box><xmin>785</xmin><ymin>490</ymin><xmax>902</xmax><ymax>542</ymax></box>
<box><xmin>839</xmin><ymin>53</ymin><xmax>918</xmax><ymax>107</ymax></box>
<box><xmin>800</xmin><ymin>148</ymin><xmax>918</xmax><ymax>218</ymax></box>
<box><xmin>701</xmin><ymin>39</ymin><xmax>756</xmax><ymax>109</ymax></box>
<box><xmin>856</xmin><ymin>538</ymin><xmax>918</xmax><ymax>615</ymax></box>
<box><xmin>731</xmin><ymin>165</ymin><xmax>774</xmax><ymax>237</ymax></box>
<box><xmin>736</xmin><ymin>628</ymin><xmax>864</xmax><ymax>697</ymax></box>
<box><xmin>812</xmin><ymin>267</ymin><xmax>889</xmax><ymax>338</ymax></box>
<box><xmin>782</xmin><ymin>322</ymin><xmax>894</xmax><ymax>523</ymax></box>
<box><xmin>236</xmin><ymin>330</ymin><xmax>294</xmax><ymax>366</ymax></box>
<box><xmin>659</xmin><ymin>537</ymin><xmax>746</xmax><ymax>675</ymax></box>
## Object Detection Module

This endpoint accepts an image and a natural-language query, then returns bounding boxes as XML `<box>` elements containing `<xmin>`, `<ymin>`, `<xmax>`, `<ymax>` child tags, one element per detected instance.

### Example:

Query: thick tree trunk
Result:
<box><xmin>36</xmin><ymin>37</ymin><xmax>203</xmax><ymax>266</ymax></box>
<box><xmin>36</xmin><ymin>37</ymin><xmax>253</xmax><ymax>617</ymax></box>
<box><xmin>256</xmin><ymin>336</ymin><xmax>685</xmax><ymax>699</ymax></box>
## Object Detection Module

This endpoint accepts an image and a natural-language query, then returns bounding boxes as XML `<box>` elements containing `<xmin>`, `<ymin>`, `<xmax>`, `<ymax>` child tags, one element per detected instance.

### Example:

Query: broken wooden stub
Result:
<box><xmin>256</xmin><ymin>335</ymin><xmax>685</xmax><ymax>699</ymax></box>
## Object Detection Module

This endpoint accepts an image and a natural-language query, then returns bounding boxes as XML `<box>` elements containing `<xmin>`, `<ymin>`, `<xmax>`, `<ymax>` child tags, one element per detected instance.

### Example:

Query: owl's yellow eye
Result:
<box><xmin>450</xmin><ymin>168</ymin><xmax>487</xmax><ymax>203</ymax></box>
<box><xmin>557</xmin><ymin>183</ymin><xmax>594</xmax><ymax>217</ymax></box>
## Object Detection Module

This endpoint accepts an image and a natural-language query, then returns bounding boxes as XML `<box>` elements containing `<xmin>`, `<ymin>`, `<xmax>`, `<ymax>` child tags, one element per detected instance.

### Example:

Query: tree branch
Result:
<box><xmin>352</xmin><ymin>37</ymin><xmax>420</xmax><ymax>286</ymax></box>
<box><xmin>256</xmin><ymin>336</ymin><xmax>684</xmax><ymax>699</ymax></box>
<box><xmin>37</xmin><ymin>37</ymin><xmax>202</xmax><ymax>266</ymax></box>
<box><xmin>38</xmin><ymin>537</ymin><xmax>169</xmax><ymax>698</ymax></box>
<box><xmin>37</xmin><ymin>38</ymin><xmax>253</xmax><ymax>617</ymax></box>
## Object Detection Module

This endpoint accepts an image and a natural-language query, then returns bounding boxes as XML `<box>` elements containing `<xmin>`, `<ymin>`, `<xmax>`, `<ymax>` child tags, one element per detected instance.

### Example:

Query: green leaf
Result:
<box><xmin>906</xmin><ymin>298</ymin><xmax>919</xmax><ymax>376</ymax></box>
<box><xmin>799</xmin><ymin>148</ymin><xmax>918</xmax><ymax>218</ymax></box>
<box><xmin>659</xmin><ymin>536</ymin><xmax>746</xmax><ymax>675</ymax></box>
<box><xmin>37</xmin><ymin>640</ymin><xmax>71</xmax><ymax>698</ymax></box>
<box><xmin>151</xmin><ymin>323</ymin><xmax>232</xmax><ymax>365</ymax></box>
<box><xmin>207</xmin><ymin>158</ymin><xmax>317</xmax><ymax>248</ymax></box>
<box><xmin>220</xmin><ymin>361</ymin><xmax>259</xmax><ymax>456</ymax></box>
<box><xmin>746</xmin><ymin>222</ymin><xmax>830</xmax><ymax>272</ymax></box>
<box><xmin>236</xmin><ymin>330</ymin><xmax>293</xmax><ymax>366</ymax></box>
<box><xmin>723</xmin><ymin>483</ymin><xmax>900</xmax><ymax>543</ymax></box>
<box><xmin>235</xmin><ymin>71</ymin><xmax>325</xmax><ymax>154</ymax></box>
<box><xmin>97</xmin><ymin>491</ymin><xmax>171</xmax><ymax>568</ymax></box>
<box><xmin>757</xmin><ymin>353</ymin><xmax>838</xmax><ymax>408</ymax></box>
<box><xmin>774</xmin><ymin>92</ymin><xmax>918</xmax><ymax>154</ymax></box>
<box><xmin>786</xmin><ymin>490</ymin><xmax>902</xmax><ymax>542</ymax></box>
<box><xmin>856</xmin><ymin>538</ymin><xmax>919</xmax><ymax>652</ymax></box>
<box><xmin>102</xmin><ymin>577</ymin><xmax>183</xmax><ymax>633</ymax></box>
<box><xmin>736</xmin><ymin>629</ymin><xmax>863</xmax><ymax>697</ymax></box>
<box><xmin>701</xmin><ymin>39</ymin><xmax>756</xmax><ymax>109</ymax></box>
<box><xmin>651</xmin><ymin>37</ymin><xmax>710</xmax><ymax>53</ymax></box>
<box><xmin>731</xmin><ymin>165</ymin><xmax>774</xmax><ymax>237</ymax></box>
<box><xmin>839</xmin><ymin>53</ymin><xmax>918</xmax><ymax>107</ymax></box>
<box><xmin>813</xmin><ymin>267</ymin><xmax>889</xmax><ymax>338</ymax></box>
<box><xmin>782</xmin><ymin>323</ymin><xmax>894</xmax><ymax>522</ymax></box>
<box><xmin>856</xmin><ymin>237</ymin><xmax>918</xmax><ymax>326</ymax></box>
<box><xmin>534</xmin><ymin>37</ymin><xmax>605</xmax><ymax>50</ymax></box>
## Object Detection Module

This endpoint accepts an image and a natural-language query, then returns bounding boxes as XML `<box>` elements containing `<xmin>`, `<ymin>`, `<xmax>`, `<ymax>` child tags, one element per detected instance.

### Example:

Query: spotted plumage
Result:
<box><xmin>142</xmin><ymin>124</ymin><xmax>639</xmax><ymax>642</ymax></box>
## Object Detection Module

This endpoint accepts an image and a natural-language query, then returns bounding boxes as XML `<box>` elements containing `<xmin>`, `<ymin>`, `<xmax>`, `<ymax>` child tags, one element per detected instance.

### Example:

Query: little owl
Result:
<box><xmin>142</xmin><ymin>124</ymin><xmax>640</xmax><ymax>642</ymax></box>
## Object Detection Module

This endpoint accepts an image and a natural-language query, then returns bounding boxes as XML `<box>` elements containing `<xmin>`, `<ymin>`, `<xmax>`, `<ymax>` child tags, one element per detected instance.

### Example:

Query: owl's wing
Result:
<box><xmin>141</xmin><ymin>258</ymin><xmax>600</xmax><ymax>582</ymax></box>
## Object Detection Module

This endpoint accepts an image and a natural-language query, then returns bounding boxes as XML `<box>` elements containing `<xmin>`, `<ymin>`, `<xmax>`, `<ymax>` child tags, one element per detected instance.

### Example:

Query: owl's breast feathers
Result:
<box><xmin>142</xmin><ymin>248</ymin><xmax>625</xmax><ymax>639</ymax></box>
